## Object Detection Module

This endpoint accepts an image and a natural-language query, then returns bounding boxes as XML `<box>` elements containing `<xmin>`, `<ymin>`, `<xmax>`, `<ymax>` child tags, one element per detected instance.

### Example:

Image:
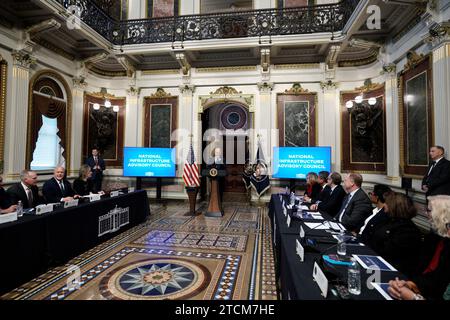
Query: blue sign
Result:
<box><xmin>123</xmin><ymin>147</ymin><xmax>176</xmax><ymax>177</ymax></box>
<box><xmin>273</xmin><ymin>147</ymin><xmax>331</xmax><ymax>179</ymax></box>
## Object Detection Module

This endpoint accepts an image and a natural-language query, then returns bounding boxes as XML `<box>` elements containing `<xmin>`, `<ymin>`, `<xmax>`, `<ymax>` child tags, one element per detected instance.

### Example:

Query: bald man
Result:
<box><xmin>42</xmin><ymin>166</ymin><xmax>77</xmax><ymax>203</ymax></box>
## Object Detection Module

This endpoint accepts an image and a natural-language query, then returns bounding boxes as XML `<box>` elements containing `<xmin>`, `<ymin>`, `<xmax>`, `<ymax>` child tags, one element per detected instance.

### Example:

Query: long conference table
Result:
<box><xmin>0</xmin><ymin>190</ymin><xmax>150</xmax><ymax>295</ymax></box>
<box><xmin>268</xmin><ymin>193</ymin><xmax>406</xmax><ymax>300</ymax></box>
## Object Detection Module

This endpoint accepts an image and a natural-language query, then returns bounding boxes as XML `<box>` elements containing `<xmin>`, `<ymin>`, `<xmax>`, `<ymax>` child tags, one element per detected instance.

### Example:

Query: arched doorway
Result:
<box><xmin>201</xmin><ymin>102</ymin><xmax>251</xmax><ymax>194</ymax></box>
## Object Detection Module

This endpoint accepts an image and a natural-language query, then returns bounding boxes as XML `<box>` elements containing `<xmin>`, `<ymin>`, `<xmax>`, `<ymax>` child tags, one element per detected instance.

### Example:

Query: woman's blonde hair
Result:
<box><xmin>79</xmin><ymin>164</ymin><xmax>91</xmax><ymax>180</ymax></box>
<box><xmin>428</xmin><ymin>195</ymin><xmax>450</xmax><ymax>238</ymax></box>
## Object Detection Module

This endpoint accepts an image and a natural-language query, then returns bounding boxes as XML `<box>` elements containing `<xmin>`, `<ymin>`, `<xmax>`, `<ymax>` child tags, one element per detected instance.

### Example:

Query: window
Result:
<box><xmin>30</xmin><ymin>116</ymin><xmax>63</xmax><ymax>170</ymax></box>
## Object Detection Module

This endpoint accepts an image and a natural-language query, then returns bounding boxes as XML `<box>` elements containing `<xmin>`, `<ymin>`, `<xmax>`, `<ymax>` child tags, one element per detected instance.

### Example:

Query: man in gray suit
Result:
<box><xmin>337</xmin><ymin>173</ymin><xmax>372</xmax><ymax>233</ymax></box>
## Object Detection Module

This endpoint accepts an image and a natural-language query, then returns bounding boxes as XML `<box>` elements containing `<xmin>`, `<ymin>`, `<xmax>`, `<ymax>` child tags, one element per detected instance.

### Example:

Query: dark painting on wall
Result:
<box><xmin>399</xmin><ymin>54</ymin><xmax>433</xmax><ymax>177</ymax></box>
<box><xmin>150</xmin><ymin>105</ymin><xmax>172</xmax><ymax>147</ymax></box>
<box><xmin>277</xmin><ymin>88</ymin><xmax>317</xmax><ymax>147</ymax></box>
<box><xmin>284</xmin><ymin>101</ymin><xmax>309</xmax><ymax>147</ymax></box>
<box><xmin>88</xmin><ymin>104</ymin><xmax>118</xmax><ymax>160</ymax></box>
<box><xmin>341</xmin><ymin>85</ymin><xmax>386</xmax><ymax>173</ymax></box>
<box><xmin>405</xmin><ymin>72</ymin><xmax>428</xmax><ymax>166</ymax></box>
<box><xmin>147</xmin><ymin>0</ymin><xmax>178</xmax><ymax>17</ymax></box>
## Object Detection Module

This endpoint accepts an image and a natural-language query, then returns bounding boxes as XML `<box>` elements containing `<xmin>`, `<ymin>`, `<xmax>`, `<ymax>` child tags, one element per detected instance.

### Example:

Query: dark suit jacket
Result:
<box><xmin>42</xmin><ymin>178</ymin><xmax>75</xmax><ymax>203</ymax></box>
<box><xmin>6</xmin><ymin>183</ymin><xmax>42</xmax><ymax>209</ymax></box>
<box><xmin>422</xmin><ymin>158</ymin><xmax>450</xmax><ymax>196</ymax></box>
<box><xmin>413</xmin><ymin>235</ymin><xmax>450</xmax><ymax>300</ymax></box>
<box><xmin>368</xmin><ymin>218</ymin><xmax>422</xmax><ymax>277</ymax></box>
<box><xmin>312</xmin><ymin>185</ymin><xmax>331</xmax><ymax>204</ymax></box>
<box><xmin>358</xmin><ymin>208</ymin><xmax>389</xmax><ymax>245</ymax></box>
<box><xmin>0</xmin><ymin>187</ymin><xmax>12</xmax><ymax>209</ymax></box>
<box><xmin>305</xmin><ymin>183</ymin><xmax>322</xmax><ymax>201</ymax></box>
<box><xmin>317</xmin><ymin>184</ymin><xmax>346</xmax><ymax>217</ymax></box>
<box><xmin>86</xmin><ymin>156</ymin><xmax>106</xmax><ymax>179</ymax></box>
<box><xmin>339</xmin><ymin>188</ymin><xmax>372</xmax><ymax>232</ymax></box>
<box><xmin>73</xmin><ymin>178</ymin><xmax>94</xmax><ymax>196</ymax></box>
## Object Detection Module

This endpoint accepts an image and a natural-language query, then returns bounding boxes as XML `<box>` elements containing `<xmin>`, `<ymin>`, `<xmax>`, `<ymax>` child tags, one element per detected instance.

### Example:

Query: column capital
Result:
<box><xmin>380</xmin><ymin>63</ymin><xmax>397</xmax><ymax>79</ymax></box>
<box><xmin>257</xmin><ymin>82</ymin><xmax>273</xmax><ymax>93</ymax></box>
<box><xmin>11</xmin><ymin>50</ymin><xmax>35</xmax><ymax>69</ymax></box>
<box><xmin>127</xmin><ymin>86</ymin><xmax>140</xmax><ymax>96</ymax></box>
<box><xmin>179</xmin><ymin>85</ymin><xmax>195</xmax><ymax>95</ymax></box>
<box><xmin>319</xmin><ymin>80</ymin><xmax>339</xmax><ymax>91</ymax></box>
<box><xmin>72</xmin><ymin>76</ymin><xmax>87</xmax><ymax>90</ymax></box>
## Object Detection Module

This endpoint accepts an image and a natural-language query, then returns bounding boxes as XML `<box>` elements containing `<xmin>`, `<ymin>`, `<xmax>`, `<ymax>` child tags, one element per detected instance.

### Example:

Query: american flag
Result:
<box><xmin>183</xmin><ymin>141</ymin><xmax>200</xmax><ymax>187</ymax></box>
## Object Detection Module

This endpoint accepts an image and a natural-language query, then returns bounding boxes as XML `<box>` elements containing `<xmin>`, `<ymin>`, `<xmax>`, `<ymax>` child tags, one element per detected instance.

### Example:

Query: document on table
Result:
<box><xmin>302</xmin><ymin>211</ymin><xmax>324</xmax><ymax>220</ymax></box>
<box><xmin>299</xmin><ymin>205</ymin><xmax>309</xmax><ymax>211</ymax></box>
<box><xmin>304</xmin><ymin>222</ymin><xmax>329</xmax><ymax>230</ymax></box>
<box><xmin>372</xmin><ymin>283</ymin><xmax>393</xmax><ymax>300</ymax></box>
<box><xmin>352</xmin><ymin>254</ymin><xmax>397</xmax><ymax>272</ymax></box>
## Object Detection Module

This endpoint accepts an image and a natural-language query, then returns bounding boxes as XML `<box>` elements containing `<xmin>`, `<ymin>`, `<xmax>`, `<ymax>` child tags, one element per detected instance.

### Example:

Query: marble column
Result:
<box><xmin>69</xmin><ymin>77</ymin><xmax>87</xmax><ymax>176</ymax></box>
<box><xmin>384</xmin><ymin>68</ymin><xmax>400</xmax><ymax>181</ymax></box>
<box><xmin>179</xmin><ymin>85</ymin><xmax>196</xmax><ymax>172</ymax></box>
<box><xmin>432</xmin><ymin>43</ymin><xmax>450</xmax><ymax>150</ymax></box>
<box><xmin>256</xmin><ymin>82</ymin><xmax>273</xmax><ymax>167</ymax></box>
<box><xmin>4</xmin><ymin>50</ymin><xmax>34</xmax><ymax>181</ymax></box>
<box><xmin>319</xmin><ymin>81</ymin><xmax>339</xmax><ymax>171</ymax></box>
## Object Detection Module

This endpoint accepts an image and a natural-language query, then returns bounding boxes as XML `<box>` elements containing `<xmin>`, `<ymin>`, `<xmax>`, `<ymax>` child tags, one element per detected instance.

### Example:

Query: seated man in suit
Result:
<box><xmin>42</xmin><ymin>166</ymin><xmax>79</xmax><ymax>203</ymax></box>
<box><xmin>304</xmin><ymin>170</ymin><xmax>330</xmax><ymax>204</ymax></box>
<box><xmin>337</xmin><ymin>173</ymin><xmax>372</xmax><ymax>232</ymax></box>
<box><xmin>0</xmin><ymin>175</ymin><xmax>17</xmax><ymax>214</ymax></box>
<box><xmin>422</xmin><ymin>145</ymin><xmax>450</xmax><ymax>197</ymax></box>
<box><xmin>7</xmin><ymin>169</ymin><xmax>43</xmax><ymax>209</ymax></box>
<box><xmin>310</xmin><ymin>172</ymin><xmax>346</xmax><ymax>217</ymax></box>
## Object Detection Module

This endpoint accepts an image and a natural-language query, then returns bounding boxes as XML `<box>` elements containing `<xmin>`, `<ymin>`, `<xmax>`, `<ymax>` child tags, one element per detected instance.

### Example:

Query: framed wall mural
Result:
<box><xmin>277</xmin><ymin>83</ymin><xmax>317</xmax><ymax>147</ymax></box>
<box><xmin>83</xmin><ymin>93</ymin><xmax>126</xmax><ymax>167</ymax></box>
<box><xmin>340</xmin><ymin>82</ymin><xmax>386</xmax><ymax>173</ymax></box>
<box><xmin>398</xmin><ymin>52</ymin><xmax>433</xmax><ymax>177</ymax></box>
<box><xmin>0</xmin><ymin>57</ymin><xmax>7</xmax><ymax>173</ymax></box>
<box><xmin>143</xmin><ymin>88</ymin><xmax>178</xmax><ymax>148</ymax></box>
<box><xmin>147</xmin><ymin>0</ymin><xmax>178</xmax><ymax>17</ymax></box>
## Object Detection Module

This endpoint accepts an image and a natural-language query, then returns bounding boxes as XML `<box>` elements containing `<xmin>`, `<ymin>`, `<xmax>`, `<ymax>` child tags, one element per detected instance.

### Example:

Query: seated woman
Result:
<box><xmin>73</xmin><ymin>165</ymin><xmax>95</xmax><ymax>196</ymax></box>
<box><xmin>0</xmin><ymin>175</ymin><xmax>17</xmax><ymax>214</ymax></box>
<box><xmin>303</xmin><ymin>172</ymin><xmax>321</xmax><ymax>203</ymax></box>
<box><xmin>388</xmin><ymin>195</ymin><xmax>450</xmax><ymax>300</ymax></box>
<box><xmin>368</xmin><ymin>192</ymin><xmax>422</xmax><ymax>277</ymax></box>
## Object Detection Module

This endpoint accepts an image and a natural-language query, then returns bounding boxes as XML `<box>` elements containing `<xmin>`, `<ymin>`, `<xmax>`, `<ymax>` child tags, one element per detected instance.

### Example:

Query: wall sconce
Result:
<box><xmin>92</xmin><ymin>88</ymin><xmax>119</xmax><ymax>112</ymax></box>
<box><xmin>346</xmin><ymin>95</ymin><xmax>377</xmax><ymax>109</ymax></box>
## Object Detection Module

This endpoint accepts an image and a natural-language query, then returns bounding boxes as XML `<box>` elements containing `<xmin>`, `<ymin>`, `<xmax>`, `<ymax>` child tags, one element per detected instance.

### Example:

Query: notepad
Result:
<box><xmin>304</xmin><ymin>222</ymin><xmax>329</xmax><ymax>230</ymax></box>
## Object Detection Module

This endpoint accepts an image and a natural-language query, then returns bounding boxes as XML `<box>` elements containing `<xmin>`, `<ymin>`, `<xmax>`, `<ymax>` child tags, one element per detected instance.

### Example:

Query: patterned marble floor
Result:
<box><xmin>1</xmin><ymin>193</ymin><xmax>277</xmax><ymax>300</ymax></box>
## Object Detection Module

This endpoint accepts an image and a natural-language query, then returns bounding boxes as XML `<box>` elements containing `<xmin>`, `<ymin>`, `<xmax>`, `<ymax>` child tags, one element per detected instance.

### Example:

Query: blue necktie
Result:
<box><xmin>338</xmin><ymin>193</ymin><xmax>353</xmax><ymax>222</ymax></box>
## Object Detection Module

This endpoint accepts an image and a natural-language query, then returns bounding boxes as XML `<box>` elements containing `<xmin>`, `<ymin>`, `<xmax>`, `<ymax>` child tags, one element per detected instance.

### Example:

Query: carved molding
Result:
<box><xmin>354</xmin><ymin>79</ymin><xmax>384</xmax><ymax>92</ymax></box>
<box><xmin>381</xmin><ymin>63</ymin><xmax>397</xmax><ymax>76</ymax></box>
<box><xmin>72</xmin><ymin>76</ymin><xmax>87</xmax><ymax>89</ymax></box>
<box><xmin>150</xmin><ymin>87</ymin><xmax>172</xmax><ymax>98</ymax></box>
<box><xmin>404</xmin><ymin>50</ymin><xmax>425</xmax><ymax>71</ymax></box>
<box><xmin>11</xmin><ymin>50</ymin><xmax>36</xmax><ymax>69</ymax></box>
<box><xmin>210</xmin><ymin>86</ymin><xmax>242</xmax><ymax>96</ymax></box>
<box><xmin>284</xmin><ymin>83</ymin><xmax>309</xmax><ymax>94</ymax></box>
<box><xmin>89</xmin><ymin>87</ymin><xmax>117</xmax><ymax>99</ymax></box>
<box><xmin>127</xmin><ymin>86</ymin><xmax>140</xmax><ymax>96</ymax></box>
<box><xmin>257</xmin><ymin>82</ymin><xmax>273</xmax><ymax>93</ymax></box>
<box><xmin>319</xmin><ymin>80</ymin><xmax>339</xmax><ymax>90</ymax></box>
<box><xmin>179</xmin><ymin>85</ymin><xmax>195</xmax><ymax>95</ymax></box>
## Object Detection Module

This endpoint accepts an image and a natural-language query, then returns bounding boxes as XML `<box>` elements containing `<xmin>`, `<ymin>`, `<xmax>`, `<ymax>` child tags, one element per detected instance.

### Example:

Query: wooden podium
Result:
<box><xmin>202</xmin><ymin>167</ymin><xmax>226</xmax><ymax>217</ymax></box>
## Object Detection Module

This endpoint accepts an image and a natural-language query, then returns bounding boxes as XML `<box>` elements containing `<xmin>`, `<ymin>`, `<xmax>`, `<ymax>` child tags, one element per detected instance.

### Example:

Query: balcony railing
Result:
<box><xmin>58</xmin><ymin>0</ymin><xmax>360</xmax><ymax>45</ymax></box>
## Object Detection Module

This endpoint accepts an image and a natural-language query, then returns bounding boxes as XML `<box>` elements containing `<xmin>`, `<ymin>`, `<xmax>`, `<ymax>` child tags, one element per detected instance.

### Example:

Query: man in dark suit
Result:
<box><xmin>7</xmin><ymin>170</ymin><xmax>43</xmax><ymax>208</ymax></box>
<box><xmin>304</xmin><ymin>171</ymin><xmax>330</xmax><ymax>204</ymax></box>
<box><xmin>86</xmin><ymin>148</ymin><xmax>106</xmax><ymax>192</ymax></box>
<box><xmin>310</xmin><ymin>172</ymin><xmax>346</xmax><ymax>217</ymax></box>
<box><xmin>337</xmin><ymin>173</ymin><xmax>372</xmax><ymax>232</ymax></box>
<box><xmin>42</xmin><ymin>166</ymin><xmax>78</xmax><ymax>203</ymax></box>
<box><xmin>422</xmin><ymin>146</ymin><xmax>450</xmax><ymax>197</ymax></box>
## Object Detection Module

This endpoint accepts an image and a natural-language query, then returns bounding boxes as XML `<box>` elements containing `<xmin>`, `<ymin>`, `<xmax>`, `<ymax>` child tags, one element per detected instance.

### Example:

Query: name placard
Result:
<box><xmin>299</xmin><ymin>226</ymin><xmax>305</xmax><ymax>239</ymax></box>
<box><xmin>296</xmin><ymin>239</ymin><xmax>304</xmax><ymax>262</ymax></box>
<box><xmin>313</xmin><ymin>262</ymin><xmax>328</xmax><ymax>298</ymax></box>
<box><xmin>286</xmin><ymin>214</ymin><xmax>291</xmax><ymax>227</ymax></box>
<box><xmin>110</xmin><ymin>190</ymin><xmax>120</xmax><ymax>198</ymax></box>
<box><xmin>36</xmin><ymin>204</ymin><xmax>53</xmax><ymax>215</ymax></box>
<box><xmin>64</xmin><ymin>199</ymin><xmax>79</xmax><ymax>208</ymax></box>
<box><xmin>89</xmin><ymin>194</ymin><xmax>101</xmax><ymax>202</ymax></box>
<box><xmin>282</xmin><ymin>206</ymin><xmax>287</xmax><ymax>217</ymax></box>
<box><xmin>128</xmin><ymin>187</ymin><xmax>135</xmax><ymax>193</ymax></box>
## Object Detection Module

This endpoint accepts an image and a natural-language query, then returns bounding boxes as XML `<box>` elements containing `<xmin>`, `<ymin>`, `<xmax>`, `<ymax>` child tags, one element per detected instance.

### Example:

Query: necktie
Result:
<box><xmin>427</xmin><ymin>161</ymin><xmax>436</xmax><ymax>176</ymax></box>
<box><xmin>59</xmin><ymin>180</ymin><xmax>65</xmax><ymax>194</ymax></box>
<box><xmin>26</xmin><ymin>188</ymin><xmax>33</xmax><ymax>207</ymax></box>
<box><xmin>95</xmin><ymin>157</ymin><xmax>98</xmax><ymax>165</ymax></box>
<box><xmin>338</xmin><ymin>193</ymin><xmax>353</xmax><ymax>222</ymax></box>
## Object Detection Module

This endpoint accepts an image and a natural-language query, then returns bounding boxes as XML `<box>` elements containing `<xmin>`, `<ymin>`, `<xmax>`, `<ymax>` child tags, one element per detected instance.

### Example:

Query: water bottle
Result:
<box><xmin>290</xmin><ymin>192</ymin><xmax>295</xmax><ymax>205</ymax></box>
<box><xmin>17</xmin><ymin>200</ymin><xmax>23</xmax><ymax>218</ymax></box>
<box><xmin>285</xmin><ymin>186</ymin><xmax>289</xmax><ymax>195</ymax></box>
<box><xmin>337</xmin><ymin>230</ymin><xmax>347</xmax><ymax>256</ymax></box>
<box><xmin>348</xmin><ymin>258</ymin><xmax>361</xmax><ymax>295</ymax></box>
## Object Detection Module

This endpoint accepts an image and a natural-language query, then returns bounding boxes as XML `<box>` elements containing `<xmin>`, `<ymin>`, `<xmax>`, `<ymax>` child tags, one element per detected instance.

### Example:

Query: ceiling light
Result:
<box><xmin>355</xmin><ymin>95</ymin><xmax>363</xmax><ymax>104</ymax></box>
<box><xmin>368</xmin><ymin>97</ymin><xmax>377</xmax><ymax>105</ymax></box>
<box><xmin>346</xmin><ymin>101</ymin><xmax>354</xmax><ymax>109</ymax></box>
<box><xmin>93</xmin><ymin>103</ymin><xmax>100</xmax><ymax>110</ymax></box>
<box><xmin>113</xmin><ymin>105</ymin><xmax>119</xmax><ymax>112</ymax></box>
<box><xmin>104</xmin><ymin>100</ymin><xmax>111</xmax><ymax>108</ymax></box>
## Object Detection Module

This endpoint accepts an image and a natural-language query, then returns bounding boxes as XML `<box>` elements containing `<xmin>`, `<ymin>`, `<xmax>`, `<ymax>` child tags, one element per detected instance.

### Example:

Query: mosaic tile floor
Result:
<box><xmin>1</xmin><ymin>194</ymin><xmax>278</xmax><ymax>300</ymax></box>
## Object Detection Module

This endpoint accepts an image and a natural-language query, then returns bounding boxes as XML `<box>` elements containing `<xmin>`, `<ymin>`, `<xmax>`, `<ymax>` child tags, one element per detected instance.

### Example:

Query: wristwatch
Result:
<box><xmin>413</xmin><ymin>293</ymin><xmax>425</xmax><ymax>300</ymax></box>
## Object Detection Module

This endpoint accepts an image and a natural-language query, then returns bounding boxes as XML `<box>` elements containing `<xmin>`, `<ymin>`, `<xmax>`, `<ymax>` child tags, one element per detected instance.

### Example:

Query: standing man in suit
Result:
<box><xmin>86</xmin><ymin>148</ymin><xmax>106</xmax><ymax>193</ymax></box>
<box><xmin>337</xmin><ymin>173</ymin><xmax>372</xmax><ymax>232</ymax></box>
<box><xmin>42</xmin><ymin>166</ymin><xmax>78</xmax><ymax>203</ymax></box>
<box><xmin>7</xmin><ymin>170</ymin><xmax>43</xmax><ymax>208</ymax></box>
<box><xmin>310</xmin><ymin>172</ymin><xmax>346</xmax><ymax>217</ymax></box>
<box><xmin>422</xmin><ymin>146</ymin><xmax>450</xmax><ymax>197</ymax></box>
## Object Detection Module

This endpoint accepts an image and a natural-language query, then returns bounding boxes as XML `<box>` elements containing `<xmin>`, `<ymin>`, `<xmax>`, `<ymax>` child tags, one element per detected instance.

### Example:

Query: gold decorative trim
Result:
<box><xmin>338</xmin><ymin>54</ymin><xmax>378</xmax><ymax>68</ymax></box>
<box><xmin>284</xmin><ymin>83</ymin><xmax>309</xmax><ymax>94</ymax></box>
<box><xmin>88</xmin><ymin>89</ymin><xmax>119</xmax><ymax>100</ymax></box>
<box><xmin>149</xmin><ymin>88</ymin><xmax>172</xmax><ymax>98</ymax></box>
<box><xmin>210</xmin><ymin>86</ymin><xmax>242</xmax><ymax>96</ymax></box>
<box><xmin>0</xmin><ymin>59</ymin><xmax>7</xmax><ymax>173</ymax></box>
<box><xmin>26</xmin><ymin>70</ymin><xmax>73</xmax><ymax>173</ymax></box>
<box><xmin>196</xmin><ymin>66</ymin><xmax>257</xmax><ymax>73</ymax></box>
<box><xmin>404</xmin><ymin>50</ymin><xmax>425</xmax><ymax>72</ymax></box>
<box><xmin>273</xmin><ymin>63</ymin><xmax>320</xmax><ymax>70</ymax></box>
<box><xmin>89</xmin><ymin>66</ymin><xmax>127</xmax><ymax>77</ymax></box>
<box><xmin>354</xmin><ymin>79</ymin><xmax>384</xmax><ymax>92</ymax></box>
<box><xmin>142</xmin><ymin>69</ymin><xmax>180</xmax><ymax>75</ymax></box>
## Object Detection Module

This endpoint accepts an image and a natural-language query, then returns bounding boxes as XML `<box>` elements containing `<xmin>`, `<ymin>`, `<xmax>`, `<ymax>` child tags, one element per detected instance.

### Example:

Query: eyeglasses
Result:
<box><xmin>445</xmin><ymin>223</ymin><xmax>450</xmax><ymax>230</ymax></box>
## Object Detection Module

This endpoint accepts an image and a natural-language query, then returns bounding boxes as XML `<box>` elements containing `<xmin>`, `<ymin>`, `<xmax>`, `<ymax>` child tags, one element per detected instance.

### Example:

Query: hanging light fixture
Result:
<box><xmin>93</xmin><ymin>103</ymin><xmax>100</xmax><ymax>110</ymax></box>
<box><xmin>346</xmin><ymin>101</ymin><xmax>354</xmax><ymax>109</ymax></box>
<box><xmin>354</xmin><ymin>95</ymin><xmax>363</xmax><ymax>104</ymax></box>
<box><xmin>113</xmin><ymin>105</ymin><xmax>119</xmax><ymax>112</ymax></box>
<box><xmin>368</xmin><ymin>97</ymin><xmax>377</xmax><ymax>105</ymax></box>
<box><xmin>104</xmin><ymin>100</ymin><xmax>112</xmax><ymax>108</ymax></box>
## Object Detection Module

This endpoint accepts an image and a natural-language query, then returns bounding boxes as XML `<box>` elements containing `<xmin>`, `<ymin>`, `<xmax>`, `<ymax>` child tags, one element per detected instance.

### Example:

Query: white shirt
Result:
<box><xmin>359</xmin><ymin>207</ymin><xmax>383</xmax><ymax>235</ymax></box>
<box><xmin>427</xmin><ymin>156</ymin><xmax>444</xmax><ymax>175</ymax></box>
